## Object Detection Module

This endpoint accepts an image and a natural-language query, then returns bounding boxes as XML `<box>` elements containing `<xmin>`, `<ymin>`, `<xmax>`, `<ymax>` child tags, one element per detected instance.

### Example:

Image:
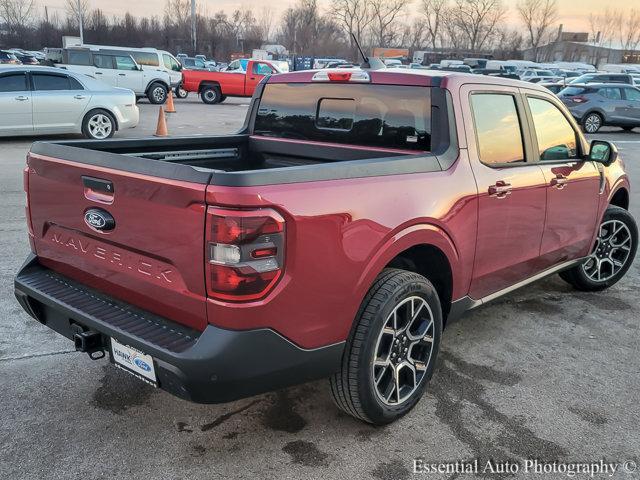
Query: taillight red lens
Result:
<box><xmin>572</xmin><ymin>96</ymin><xmax>587</xmax><ymax>103</ymax></box>
<box><xmin>206</xmin><ymin>207</ymin><xmax>285</xmax><ymax>301</ymax></box>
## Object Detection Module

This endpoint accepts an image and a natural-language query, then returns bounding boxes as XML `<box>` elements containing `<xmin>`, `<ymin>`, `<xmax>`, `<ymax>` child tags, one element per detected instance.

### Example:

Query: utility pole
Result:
<box><xmin>191</xmin><ymin>0</ymin><xmax>197</xmax><ymax>55</ymax></box>
<box><xmin>77</xmin><ymin>0</ymin><xmax>85</xmax><ymax>44</ymax></box>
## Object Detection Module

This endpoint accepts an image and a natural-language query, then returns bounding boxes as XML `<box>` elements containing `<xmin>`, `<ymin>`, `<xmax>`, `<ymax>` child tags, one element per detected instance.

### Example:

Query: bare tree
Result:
<box><xmin>400</xmin><ymin>18</ymin><xmax>429</xmax><ymax>51</ymax></box>
<box><xmin>449</xmin><ymin>0</ymin><xmax>506</xmax><ymax>51</ymax></box>
<box><xmin>369</xmin><ymin>0</ymin><xmax>406</xmax><ymax>47</ymax></box>
<box><xmin>330</xmin><ymin>0</ymin><xmax>374</xmax><ymax>54</ymax></box>
<box><xmin>65</xmin><ymin>0</ymin><xmax>90</xmax><ymax>29</ymax></box>
<box><xmin>0</xmin><ymin>0</ymin><xmax>35</xmax><ymax>33</ymax></box>
<box><xmin>420</xmin><ymin>0</ymin><xmax>447</xmax><ymax>50</ymax></box>
<box><xmin>517</xmin><ymin>0</ymin><xmax>557</xmax><ymax>60</ymax></box>
<box><xmin>257</xmin><ymin>6</ymin><xmax>275</xmax><ymax>43</ymax></box>
<box><xmin>618</xmin><ymin>8</ymin><xmax>640</xmax><ymax>52</ymax></box>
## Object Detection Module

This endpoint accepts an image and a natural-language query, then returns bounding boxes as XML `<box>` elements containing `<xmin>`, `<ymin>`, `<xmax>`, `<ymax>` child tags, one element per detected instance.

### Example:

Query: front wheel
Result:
<box><xmin>582</xmin><ymin>112</ymin><xmax>603</xmax><ymax>133</ymax></box>
<box><xmin>82</xmin><ymin>110</ymin><xmax>116</xmax><ymax>140</ymax></box>
<box><xmin>330</xmin><ymin>269</ymin><xmax>442</xmax><ymax>425</ymax></box>
<box><xmin>147</xmin><ymin>83</ymin><xmax>168</xmax><ymax>104</ymax></box>
<box><xmin>560</xmin><ymin>206</ymin><xmax>637</xmax><ymax>291</ymax></box>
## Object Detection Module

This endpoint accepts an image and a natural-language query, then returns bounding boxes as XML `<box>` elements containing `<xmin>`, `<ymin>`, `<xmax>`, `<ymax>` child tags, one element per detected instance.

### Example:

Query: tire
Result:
<box><xmin>147</xmin><ymin>82</ymin><xmax>168</xmax><ymax>104</ymax></box>
<box><xmin>622</xmin><ymin>126</ymin><xmax>636</xmax><ymax>132</ymax></box>
<box><xmin>200</xmin><ymin>85</ymin><xmax>221</xmax><ymax>104</ymax></box>
<box><xmin>560</xmin><ymin>206</ymin><xmax>638</xmax><ymax>291</ymax></box>
<box><xmin>582</xmin><ymin>112</ymin><xmax>603</xmax><ymax>133</ymax></box>
<box><xmin>81</xmin><ymin>109</ymin><xmax>116</xmax><ymax>140</ymax></box>
<box><xmin>175</xmin><ymin>86</ymin><xmax>188</xmax><ymax>99</ymax></box>
<box><xmin>219</xmin><ymin>94</ymin><xmax>227</xmax><ymax>103</ymax></box>
<box><xmin>330</xmin><ymin>269</ymin><xmax>443</xmax><ymax>425</ymax></box>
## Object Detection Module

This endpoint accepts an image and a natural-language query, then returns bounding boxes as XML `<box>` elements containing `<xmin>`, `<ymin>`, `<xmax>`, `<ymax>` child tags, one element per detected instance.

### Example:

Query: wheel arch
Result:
<box><xmin>198</xmin><ymin>80</ymin><xmax>221</xmax><ymax>93</ymax></box>
<box><xmin>610</xmin><ymin>187</ymin><xmax>629</xmax><ymax>210</ymax></box>
<box><xmin>145</xmin><ymin>79</ymin><xmax>169</xmax><ymax>94</ymax></box>
<box><xmin>355</xmin><ymin>224</ymin><xmax>460</xmax><ymax>327</ymax></box>
<box><xmin>82</xmin><ymin>107</ymin><xmax>119</xmax><ymax>131</ymax></box>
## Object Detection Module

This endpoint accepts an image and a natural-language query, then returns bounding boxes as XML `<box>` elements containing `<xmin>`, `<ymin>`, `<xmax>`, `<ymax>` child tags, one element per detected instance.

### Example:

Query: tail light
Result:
<box><xmin>205</xmin><ymin>207</ymin><xmax>285</xmax><ymax>301</ymax></box>
<box><xmin>312</xmin><ymin>70</ymin><xmax>370</xmax><ymax>83</ymax></box>
<box><xmin>571</xmin><ymin>96</ymin><xmax>587</xmax><ymax>103</ymax></box>
<box><xmin>23</xmin><ymin>164</ymin><xmax>36</xmax><ymax>253</ymax></box>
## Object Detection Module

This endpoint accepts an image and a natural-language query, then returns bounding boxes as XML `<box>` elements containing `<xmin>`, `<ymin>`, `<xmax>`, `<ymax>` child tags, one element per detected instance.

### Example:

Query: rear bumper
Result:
<box><xmin>14</xmin><ymin>255</ymin><xmax>344</xmax><ymax>403</ymax></box>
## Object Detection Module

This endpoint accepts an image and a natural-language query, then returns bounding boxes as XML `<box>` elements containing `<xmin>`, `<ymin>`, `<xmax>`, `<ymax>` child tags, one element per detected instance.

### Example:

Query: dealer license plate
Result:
<box><xmin>110</xmin><ymin>338</ymin><xmax>157</xmax><ymax>387</ymax></box>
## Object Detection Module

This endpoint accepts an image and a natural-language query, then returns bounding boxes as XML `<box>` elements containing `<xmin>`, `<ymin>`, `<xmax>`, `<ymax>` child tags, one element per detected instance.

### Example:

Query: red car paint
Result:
<box><xmin>181</xmin><ymin>60</ymin><xmax>280</xmax><ymax>99</ymax></box>
<box><xmin>23</xmin><ymin>70</ymin><xmax>630</xmax><ymax>353</ymax></box>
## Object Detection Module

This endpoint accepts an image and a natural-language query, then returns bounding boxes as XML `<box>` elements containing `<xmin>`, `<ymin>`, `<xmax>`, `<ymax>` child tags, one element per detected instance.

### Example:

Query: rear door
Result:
<box><xmin>31</xmin><ymin>72</ymin><xmax>91</xmax><ymax>133</ymax></box>
<box><xmin>91</xmin><ymin>54</ymin><xmax>120</xmax><ymax>88</ymax></box>
<box><xmin>0</xmin><ymin>71</ymin><xmax>32</xmax><ymax>134</ymax></box>
<box><xmin>522</xmin><ymin>90</ymin><xmax>600</xmax><ymax>266</ymax></box>
<box><xmin>27</xmin><ymin>154</ymin><xmax>209</xmax><ymax>330</ymax></box>
<box><xmin>461</xmin><ymin>84</ymin><xmax>548</xmax><ymax>299</ymax></box>
<box><xmin>597</xmin><ymin>86</ymin><xmax>626</xmax><ymax>122</ymax></box>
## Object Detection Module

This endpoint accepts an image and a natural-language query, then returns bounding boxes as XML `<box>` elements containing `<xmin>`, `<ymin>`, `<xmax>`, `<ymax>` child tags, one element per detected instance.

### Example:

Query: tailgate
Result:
<box><xmin>27</xmin><ymin>150</ymin><xmax>209</xmax><ymax>331</ymax></box>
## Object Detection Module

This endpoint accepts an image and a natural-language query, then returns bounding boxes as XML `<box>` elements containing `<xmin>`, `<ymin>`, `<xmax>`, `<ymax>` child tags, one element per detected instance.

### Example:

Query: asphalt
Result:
<box><xmin>0</xmin><ymin>97</ymin><xmax>639</xmax><ymax>480</ymax></box>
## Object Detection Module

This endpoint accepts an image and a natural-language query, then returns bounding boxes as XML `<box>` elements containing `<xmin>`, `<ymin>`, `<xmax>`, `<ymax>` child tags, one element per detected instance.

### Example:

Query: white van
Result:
<box><xmin>45</xmin><ymin>45</ymin><xmax>181</xmax><ymax>103</ymax></box>
<box><xmin>601</xmin><ymin>64</ymin><xmax>640</xmax><ymax>74</ymax></box>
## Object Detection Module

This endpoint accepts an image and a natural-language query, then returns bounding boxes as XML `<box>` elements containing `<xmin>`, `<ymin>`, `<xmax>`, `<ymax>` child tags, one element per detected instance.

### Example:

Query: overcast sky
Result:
<box><xmin>40</xmin><ymin>0</ymin><xmax>616</xmax><ymax>31</ymax></box>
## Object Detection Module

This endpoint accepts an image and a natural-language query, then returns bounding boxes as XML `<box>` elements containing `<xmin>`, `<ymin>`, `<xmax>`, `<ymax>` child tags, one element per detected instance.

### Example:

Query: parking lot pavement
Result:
<box><xmin>0</xmin><ymin>102</ymin><xmax>639</xmax><ymax>479</ymax></box>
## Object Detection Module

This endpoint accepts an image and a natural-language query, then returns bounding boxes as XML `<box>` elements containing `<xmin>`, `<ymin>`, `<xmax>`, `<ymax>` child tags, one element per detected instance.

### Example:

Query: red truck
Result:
<box><xmin>182</xmin><ymin>59</ymin><xmax>279</xmax><ymax>104</ymax></box>
<box><xmin>15</xmin><ymin>68</ymin><xmax>637</xmax><ymax>425</ymax></box>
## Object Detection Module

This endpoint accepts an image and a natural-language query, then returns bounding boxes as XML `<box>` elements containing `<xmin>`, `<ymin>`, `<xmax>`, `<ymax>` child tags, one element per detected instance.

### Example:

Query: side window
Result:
<box><xmin>93</xmin><ymin>54</ymin><xmax>114</xmax><ymax>69</ymax></box>
<box><xmin>195</xmin><ymin>59</ymin><xmax>206</xmax><ymax>69</ymax></box>
<box><xmin>115</xmin><ymin>56</ymin><xmax>137</xmax><ymax>71</ymax></box>
<box><xmin>527</xmin><ymin>97</ymin><xmax>578</xmax><ymax>160</ymax></box>
<box><xmin>131</xmin><ymin>52</ymin><xmax>159</xmax><ymax>67</ymax></box>
<box><xmin>163</xmin><ymin>54</ymin><xmax>181</xmax><ymax>72</ymax></box>
<box><xmin>0</xmin><ymin>73</ymin><xmax>28</xmax><ymax>92</ymax></box>
<box><xmin>599</xmin><ymin>87</ymin><xmax>622</xmax><ymax>100</ymax></box>
<box><xmin>252</xmin><ymin>63</ymin><xmax>273</xmax><ymax>75</ymax></box>
<box><xmin>67</xmin><ymin>50</ymin><xmax>92</xmax><ymax>66</ymax></box>
<box><xmin>32</xmin><ymin>74</ymin><xmax>72</xmax><ymax>91</ymax></box>
<box><xmin>69</xmin><ymin>77</ymin><xmax>84</xmax><ymax>90</ymax></box>
<box><xmin>470</xmin><ymin>93</ymin><xmax>525</xmax><ymax>165</ymax></box>
<box><xmin>624</xmin><ymin>88</ymin><xmax>640</xmax><ymax>101</ymax></box>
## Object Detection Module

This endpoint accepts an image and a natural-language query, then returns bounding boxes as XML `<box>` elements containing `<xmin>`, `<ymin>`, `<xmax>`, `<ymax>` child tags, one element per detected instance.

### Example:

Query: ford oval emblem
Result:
<box><xmin>84</xmin><ymin>208</ymin><xmax>115</xmax><ymax>231</ymax></box>
<box><xmin>134</xmin><ymin>357</ymin><xmax>151</xmax><ymax>372</ymax></box>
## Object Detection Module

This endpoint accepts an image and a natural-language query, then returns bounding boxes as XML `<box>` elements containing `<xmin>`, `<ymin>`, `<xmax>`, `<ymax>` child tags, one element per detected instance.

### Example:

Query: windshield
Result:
<box><xmin>254</xmin><ymin>83</ymin><xmax>431</xmax><ymax>151</ymax></box>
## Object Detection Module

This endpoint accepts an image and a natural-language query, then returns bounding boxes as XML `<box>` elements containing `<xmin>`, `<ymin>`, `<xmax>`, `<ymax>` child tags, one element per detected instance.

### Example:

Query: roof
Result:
<box><xmin>268</xmin><ymin>67</ymin><xmax>549</xmax><ymax>92</ymax></box>
<box><xmin>0</xmin><ymin>65</ymin><xmax>68</xmax><ymax>74</ymax></box>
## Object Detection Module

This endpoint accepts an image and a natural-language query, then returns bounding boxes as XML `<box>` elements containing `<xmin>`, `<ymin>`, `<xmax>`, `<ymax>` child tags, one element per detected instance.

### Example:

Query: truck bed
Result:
<box><xmin>30</xmin><ymin>134</ymin><xmax>444</xmax><ymax>187</ymax></box>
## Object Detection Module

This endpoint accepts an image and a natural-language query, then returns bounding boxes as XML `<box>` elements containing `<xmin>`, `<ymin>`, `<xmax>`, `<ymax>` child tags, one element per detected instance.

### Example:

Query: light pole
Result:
<box><xmin>77</xmin><ymin>0</ymin><xmax>85</xmax><ymax>44</ymax></box>
<box><xmin>191</xmin><ymin>0</ymin><xmax>197</xmax><ymax>55</ymax></box>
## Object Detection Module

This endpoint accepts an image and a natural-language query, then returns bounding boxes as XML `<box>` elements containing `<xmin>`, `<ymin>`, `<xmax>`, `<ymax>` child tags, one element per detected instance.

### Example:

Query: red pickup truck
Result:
<box><xmin>15</xmin><ymin>68</ymin><xmax>636</xmax><ymax>425</ymax></box>
<box><xmin>181</xmin><ymin>59</ymin><xmax>279</xmax><ymax>104</ymax></box>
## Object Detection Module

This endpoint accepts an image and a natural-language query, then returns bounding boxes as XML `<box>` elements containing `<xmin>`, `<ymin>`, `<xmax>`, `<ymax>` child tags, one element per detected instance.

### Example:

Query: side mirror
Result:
<box><xmin>588</xmin><ymin>140</ymin><xmax>617</xmax><ymax>165</ymax></box>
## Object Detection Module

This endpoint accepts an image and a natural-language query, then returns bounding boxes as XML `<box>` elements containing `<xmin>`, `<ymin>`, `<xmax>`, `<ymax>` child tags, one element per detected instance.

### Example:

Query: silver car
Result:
<box><xmin>0</xmin><ymin>65</ymin><xmax>139</xmax><ymax>139</ymax></box>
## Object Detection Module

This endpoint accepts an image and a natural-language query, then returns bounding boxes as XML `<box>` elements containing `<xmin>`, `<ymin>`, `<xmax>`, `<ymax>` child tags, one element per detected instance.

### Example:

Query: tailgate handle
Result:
<box><xmin>82</xmin><ymin>176</ymin><xmax>114</xmax><ymax>204</ymax></box>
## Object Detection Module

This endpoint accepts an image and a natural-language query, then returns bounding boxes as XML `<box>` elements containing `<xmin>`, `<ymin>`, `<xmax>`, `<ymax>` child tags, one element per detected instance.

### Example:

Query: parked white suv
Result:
<box><xmin>45</xmin><ymin>47</ymin><xmax>174</xmax><ymax>104</ymax></box>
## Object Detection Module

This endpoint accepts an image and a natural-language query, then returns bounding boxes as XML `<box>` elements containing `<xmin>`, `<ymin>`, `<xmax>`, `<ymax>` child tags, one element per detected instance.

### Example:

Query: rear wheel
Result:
<box><xmin>560</xmin><ymin>206</ymin><xmax>637</xmax><ymax>291</ymax></box>
<box><xmin>147</xmin><ymin>83</ymin><xmax>168</xmax><ymax>104</ymax></box>
<box><xmin>82</xmin><ymin>109</ymin><xmax>116</xmax><ymax>140</ymax></box>
<box><xmin>582</xmin><ymin>112</ymin><xmax>603</xmax><ymax>133</ymax></box>
<box><xmin>201</xmin><ymin>85</ymin><xmax>221</xmax><ymax>104</ymax></box>
<box><xmin>330</xmin><ymin>269</ymin><xmax>442</xmax><ymax>425</ymax></box>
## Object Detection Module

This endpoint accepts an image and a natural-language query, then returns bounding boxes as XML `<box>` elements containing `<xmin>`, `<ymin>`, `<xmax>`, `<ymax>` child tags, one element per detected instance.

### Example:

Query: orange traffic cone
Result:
<box><xmin>154</xmin><ymin>106</ymin><xmax>168</xmax><ymax>137</ymax></box>
<box><xmin>165</xmin><ymin>91</ymin><xmax>176</xmax><ymax>113</ymax></box>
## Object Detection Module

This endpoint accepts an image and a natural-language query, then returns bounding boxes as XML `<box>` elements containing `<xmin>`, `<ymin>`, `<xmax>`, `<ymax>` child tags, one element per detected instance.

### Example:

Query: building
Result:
<box><xmin>523</xmin><ymin>40</ymin><xmax>640</xmax><ymax>67</ymax></box>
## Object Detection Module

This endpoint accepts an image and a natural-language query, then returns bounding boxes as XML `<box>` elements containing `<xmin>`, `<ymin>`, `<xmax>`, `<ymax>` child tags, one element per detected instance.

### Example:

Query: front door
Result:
<box><xmin>462</xmin><ymin>86</ymin><xmax>548</xmax><ymax>299</ymax></box>
<box><xmin>0</xmin><ymin>71</ymin><xmax>33</xmax><ymax>134</ymax></box>
<box><xmin>245</xmin><ymin>62</ymin><xmax>272</xmax><ymax>95</ymax></box>
<box><xmin>523</xmin><ymin>91</ymin><xmax>601</xmax><ymax>265</ymax></box>
<box><xmin>115</xmin><ymin>55</ymin><xmax>143</xmax><ymax>93</ymax></box>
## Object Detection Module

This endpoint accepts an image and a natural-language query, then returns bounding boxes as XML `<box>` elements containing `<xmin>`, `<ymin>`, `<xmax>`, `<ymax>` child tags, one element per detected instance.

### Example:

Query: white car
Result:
<box><xmin>0</xmin><ymin>66</ymin><xmax>139</xmax><ymax>140</ymax></box>
<box><xmin>520</xmin><ymin>69</ymin><xmax>562</xmax><ymax>83</ymax></box>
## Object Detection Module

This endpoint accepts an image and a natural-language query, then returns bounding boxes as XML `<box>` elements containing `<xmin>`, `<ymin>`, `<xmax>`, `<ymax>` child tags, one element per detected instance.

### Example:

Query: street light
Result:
<box><xmin>77</xmin><ymin>0</ymin><xmax>84</xmax><ymax>44</ymax></box>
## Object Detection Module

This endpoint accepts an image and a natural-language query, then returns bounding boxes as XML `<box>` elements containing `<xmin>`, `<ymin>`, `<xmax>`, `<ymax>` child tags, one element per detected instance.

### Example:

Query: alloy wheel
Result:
<box><xmin>584</xmin><ymin>114</ymin><xmax>602</xmax><ymax>133</ymax></box>
<box><xmin>153</xmin><ymin>86</ymin><xmax>166</xmax><ymax>103</ymax></box>
<box><xmin>372</xmin><ymin>296</ymin><xmax>435</xmax><ymax>406</ymax></box>
<box><xmin>582</xmin><ymin>219</ymin><xmax>633</xmax><ymax>282</ymax></box>
<box><xmin>87</xmin><ymin>114</ymin><xmax>112</xmax><ymax>139</ymax></box>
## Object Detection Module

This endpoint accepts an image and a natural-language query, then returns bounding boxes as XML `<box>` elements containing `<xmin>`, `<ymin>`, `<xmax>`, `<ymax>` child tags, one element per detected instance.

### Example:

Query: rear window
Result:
<box><xmin>559</xmin><ymin>87</ymin><xmax>589</xmax><ymax>96</ymax></box>
<box><xmin>254</xmin><ymin>83</ymin><xmax>431</xmax><ymax>150</ymax></box>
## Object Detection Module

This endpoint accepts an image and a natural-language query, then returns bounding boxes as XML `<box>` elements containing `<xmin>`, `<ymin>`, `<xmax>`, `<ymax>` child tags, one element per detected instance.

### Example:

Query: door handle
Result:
<box><xmin>118</xmin><ymin>73</ymin><xmax>126</xmax><ymax>76</ymax></box>
<box><xmin>250</xmin><ymin>77</ymin><xmax>256</xmax><ymax>80</ymax></box>
<box><xmin>95</xmin><ymin>72</ymin><xmax>103</xmax><ymax>75</ymax></box>
<box><xmin>15</xmin><ymin>95</ymin><xmax>29</xmax><ymax>101</ymax></box>
<box><xmin>488</xmin><ymin>181</ymin><xmax>512</xmax><ymax>198</ymax></box>
<box><xmin>74</xmin><ymin>95</ymin><xmax>86</xmax><ymax>99</ymax></box>
<box><xmin>550</xmin><ymin>175</ymin><xmax>568</xmax><ymax>189</ymax></box>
